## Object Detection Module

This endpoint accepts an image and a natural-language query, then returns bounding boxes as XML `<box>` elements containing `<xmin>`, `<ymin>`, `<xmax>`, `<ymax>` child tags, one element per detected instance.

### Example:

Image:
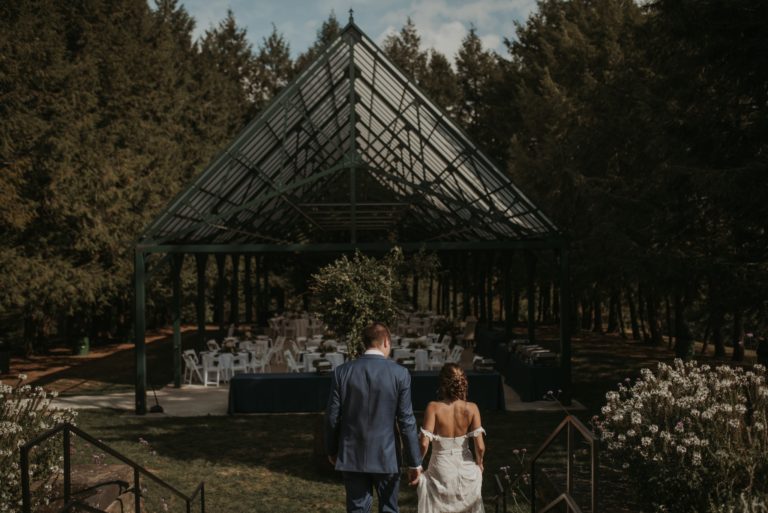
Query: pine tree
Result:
<box><xmin>420</xmin><ymin>50</ymin><xmax>460</xmax><ymax>113</ymax></box>
<box><xmin>455</xmin><ymin>26</ymin><xmax>497</xmax><ymax>133</ymax></box>
<box><xmin>295</xmin><ymin>11</ymin><xmax>342</xmax><ymax>72</ymax></box>
<box><xmin>383</xmin><ymin>17</ymin><xmax>428</xmax><ymax>84</ymax></box>
<box><xmin>253</xmin><ymin>24</ymin><xmax>294</xmax><ymax>107</ymax></box>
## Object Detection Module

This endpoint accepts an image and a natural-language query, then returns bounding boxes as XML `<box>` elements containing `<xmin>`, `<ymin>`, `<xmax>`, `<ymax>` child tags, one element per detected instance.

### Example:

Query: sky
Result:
<box><xmin>179</xmin><ymin>0</ymin><xmax>538</xmax><ymax>60</ymax></box>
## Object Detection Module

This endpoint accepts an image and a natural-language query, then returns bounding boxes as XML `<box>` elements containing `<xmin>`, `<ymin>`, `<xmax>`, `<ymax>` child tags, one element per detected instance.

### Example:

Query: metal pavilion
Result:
<box><xmin>133</xmin><ymin>17</ymin><xmax>571</xmax><ymax>414</ymax></box>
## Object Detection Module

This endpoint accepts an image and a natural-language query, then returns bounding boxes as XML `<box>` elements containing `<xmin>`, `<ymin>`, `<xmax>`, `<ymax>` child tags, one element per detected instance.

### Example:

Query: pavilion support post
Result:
<box><xmin>255</xmin><ymin>256</ymin><xmax>263</xmax><ymax>325</ymax></box>
<box><xmin>428</xmin><ymin>274</ymin><xmax>434</xmax><ymax>312</ymax></box>
<box><xmin>171</xmin><ymin>254</ymin><xmax>184</xmax><ymax>388</ymax></box>
<box><xmin>263</xmin><ymin>256</ymin><xmax>270</xmax><ymax>318</ymax></box>
<box><xmin>451</xmin><ymin>255</ymin><xmax>458</xmax><ymax>319</ymax></box>
<box><xmin>195</xmin><ymin>254</ymin><xmax>207</xmax><ymax>352</ymax></box>
<box><xmin>486</xmin><ymin>253</ymin><xmax>494</xmax><ymax>327</ymax></box>
<box><xmin>134</xmin><ymin>250</ymin><xmax>147</xmax><ymax>415</ymax></box>
<box><xmin>462</xmin><ymin>253</ymin><xmax>470</xmax><ymax>319</ymax></box>
<box><xmin>412</xmin><ymin>271</ymin><xmax>419</xmax><ymax>311</ymax></box>
<box><xmin>559</xmin><ymin>246</ymin><xmax>572</xmax><ymax>405</ymax></box>
<box><xmin>214</xmin><ymin>254</ymin><xmax>226</xmax><ymax>332</ymax></box>
<box><xmin>244</xmin><ymin>255</ymin><xmax>253</xmax><ymax>324</ymax></box>
<box><xmin>230</xmin><ymin>253</ymin><xmax>240</xmax><ymax>326</ymax></box>
<box><xmin>503</xmin><ymin>253</ymin><xmax>513</xmax><ymax>338</ymax></box>
<box><xmin>475</xmin><ymin>255</ymin><xmax>488</xmax><ymax>326</ymax></box>
<box><xmin>526</xmin><ymin>251</ymin><xmax>537</xmax><ymax>344</ymax></box>
<box><xmin>435</xmin><ymin>274</ymin><xmax>440</xmax><ymax>314</ymax></box>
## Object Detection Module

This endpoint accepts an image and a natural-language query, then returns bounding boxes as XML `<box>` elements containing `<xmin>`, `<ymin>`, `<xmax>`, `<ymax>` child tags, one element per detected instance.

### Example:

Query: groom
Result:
<box><xmin>325</xmin><ymin>322</ymin><xmax>422</xmax><ymax>513</ymax></box>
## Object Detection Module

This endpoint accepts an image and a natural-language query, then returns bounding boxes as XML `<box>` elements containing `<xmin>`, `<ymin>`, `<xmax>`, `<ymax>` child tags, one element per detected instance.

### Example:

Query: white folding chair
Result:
<box><xmin>232</xmin><ymin>352</ymin><xmax>249</xmax><ymax>376</ymax></box>
<box><xmin>183</xmin><ymin>353</ymin><xmax>204</xmax><ymax>384</ymax></box>
<box><xmin>201</xmin><ymin>354</ymin><xmax>220</xmax><ymax>387</ymax></box>
<box><xmin>414</xmin><ymin>349</ymin><xmax>429</xmax><ymax>371</ymax></box>
<box><xmin>284</xmin><ymin>350</ymin><xmax>303</xmax><ymax>373</ymax></box>
<box><xmin>446</xmin><ymin>345</ymin><xmax>464</xmax><ymax>364</ymax></box>
<box><xmin>218</xmin><ymin>353</ymin><xmax>234</xmax><ymax>382</ymax></box>
<box><xmin>428</xmin><ymin>349</ymin><xmax>446</xmax><ymax>371</ymax></box>
<box><xmin>250</xmin><ymin>347</ymin><xmax>273</xmax><ymax>373</ymax></box>
<box><xmin>272</xmin><ymin>336</ymin><xmax>286</xmax><ymax>364</ymax></box>
<box><xmin>206</xmin><ymin>339</ymin><xmax>220</xmax><ymax>351</ymax></box>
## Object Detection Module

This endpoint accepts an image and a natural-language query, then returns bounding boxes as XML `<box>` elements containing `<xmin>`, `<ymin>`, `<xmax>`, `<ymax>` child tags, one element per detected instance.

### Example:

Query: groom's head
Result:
<box><xmin>362</xmin><ymin>322</ymin><xmax>391</xmax><ymax>357</ymax></box>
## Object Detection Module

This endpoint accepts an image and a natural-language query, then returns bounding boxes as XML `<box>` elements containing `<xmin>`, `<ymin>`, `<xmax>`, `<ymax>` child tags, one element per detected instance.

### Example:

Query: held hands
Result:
<box><xmin>328</xmin><ymin>455</ymin><xmax>337</xmax><ymax>466</ymax></box>
<box><xmin>408</xmin><ymin>467</ymin><xmax>421</xmax><ymax>486</ymax></box>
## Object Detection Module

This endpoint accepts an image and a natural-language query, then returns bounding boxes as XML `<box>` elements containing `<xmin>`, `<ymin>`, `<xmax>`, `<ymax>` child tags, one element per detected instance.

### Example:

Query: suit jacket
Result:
<box><xmin>325</xmin><ymin>353</ymin><xmax>422</xmax><ymax>474</ymax></box>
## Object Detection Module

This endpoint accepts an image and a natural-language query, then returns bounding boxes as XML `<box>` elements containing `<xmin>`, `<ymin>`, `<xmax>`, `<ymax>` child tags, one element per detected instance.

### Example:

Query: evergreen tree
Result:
<box><xmin>383</xmin><ymin>17</ymin><xmax>428</xmax><ymax>84</ymax></box>
<box><xmin>295</xmin><ymin>11</ymin><xmax>342</xmax><ymax>72</ymax></box>
<box><xmin>455</xmin><ymin>26</ymin><xmax>497</xmax><ymax>133</ymax></box>
<box><xmin>253</xmin><ymin>24</ymin><xmax>294</xmax><ymax>107</ymax></box>
<box><xmin>420</xmin><ymin>50</ymin><xmax>460</xmax><ymax>113</ymax></box>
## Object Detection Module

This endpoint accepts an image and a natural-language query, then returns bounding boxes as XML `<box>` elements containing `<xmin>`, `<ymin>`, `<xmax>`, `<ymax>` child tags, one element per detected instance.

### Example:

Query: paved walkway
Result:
<box><xmin>53</xmin><ymin>380</ymin><xmax>584</xmax><ymax>417</ymax></box>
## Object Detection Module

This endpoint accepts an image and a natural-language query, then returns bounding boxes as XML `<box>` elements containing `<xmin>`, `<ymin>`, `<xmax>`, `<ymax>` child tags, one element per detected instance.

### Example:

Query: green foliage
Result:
<box><xmin>0</xmin><ymin>376</ymin><xmax>77</xmax><ymax>513</ymax></box>
<box><xmin>383</xmin><ymin>17</ymin><xmax>428</xmax><ymax>84</ymax></box>
<box><xmin>597</xmin><ymin>361</ymin><xmax>768</xmax><ymax>511</ymax></box>
<box><xmin>310</xmin><ymin>249</ymin><xmax>403</xmax><ymax>356</ymax></box>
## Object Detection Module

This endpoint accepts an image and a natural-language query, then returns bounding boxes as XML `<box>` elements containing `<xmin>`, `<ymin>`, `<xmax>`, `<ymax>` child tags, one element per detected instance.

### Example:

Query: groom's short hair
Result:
<box><xmin>362</xmin><ymin>323</ymin><xmax>390</xmax><ymax>348</ymax></box>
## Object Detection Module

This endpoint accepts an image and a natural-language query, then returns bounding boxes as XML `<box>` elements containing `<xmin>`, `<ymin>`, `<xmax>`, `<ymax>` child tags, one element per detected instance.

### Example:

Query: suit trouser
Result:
<box><xmin>343</xmin><ymin>472</ymin><xmax>400</xmax><ymax>513</ymax></box>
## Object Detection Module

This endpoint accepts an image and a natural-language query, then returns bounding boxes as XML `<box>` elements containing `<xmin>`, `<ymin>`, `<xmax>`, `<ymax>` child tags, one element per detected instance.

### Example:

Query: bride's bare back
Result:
<box><xmin>425</xmin><ymin>399</ymin><xmax>480</xmax><ymax>438</ymax></box>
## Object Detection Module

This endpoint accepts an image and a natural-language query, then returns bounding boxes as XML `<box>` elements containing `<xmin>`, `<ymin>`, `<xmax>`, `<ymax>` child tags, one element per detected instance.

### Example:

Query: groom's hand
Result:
<box><xmin>328</xmin><ymin>455</ymin><xmax>337</xmax><ymax>466</ymax></box>
<box><xmin>407</xmin><ymin>467</ymin><xmax>421</xmax><ymax>486</ymax></box>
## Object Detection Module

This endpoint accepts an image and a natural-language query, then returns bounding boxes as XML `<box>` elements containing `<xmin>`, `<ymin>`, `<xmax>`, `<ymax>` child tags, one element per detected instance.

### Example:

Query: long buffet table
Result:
<box><xmin>227</xmin><ymin>371</ymin><xmax>506</xmax><ymax>414</ymax></box>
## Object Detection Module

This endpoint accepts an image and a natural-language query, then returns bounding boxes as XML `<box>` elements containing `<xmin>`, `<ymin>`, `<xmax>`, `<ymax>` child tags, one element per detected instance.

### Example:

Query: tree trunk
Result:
<box><xmin>646</xmin><ymin>291</ymin><xmax>663</xmax><ymax>346</ymax></box>
<box><xmin>673</xmin><ymin>290</ymin><xmax>693</xmax><ymax>358</ymax></box>
<box><xmin>244</xmin><ymin>256</ymin><xmax>253</xmax><ymax>324</ymax></box>
<box><xmin>638</xmin><ymin>282</ymin><xmax>650</xmax><ymax>342</ymax></box>
<box><xmin>665</xmin><ymin>295</ymin><xmax>674</xmax><ymax>349</ymax></box>
<box><xmin>512</xmin><ymin>286</ymin><xmax>520</xmax><ymax>325</ymax></box>
<box><xmin>462</xmin><ymin>254</ymin><xmax>470</xmax><ymax>319</ymax></box>
<box><xmin>229</xmin><ymin>254</ymin><xmax>240</xmax><ymax>326</ymax></box>
<box><xmin>607</xmin><ymin>287</ymin><xmax>619</xmax><ymax>333</ymax></box>
<box><xmin>616</xmin><ymin>288</ymin><xmax>627</xmax><ymax>339</ymax></box>
<box><xmin>412</xmin><ymin>273</ymin><xmax>419</xmax><ymax>311</ymax></box>
<box><xmin>541</xmin><ymin>280</ymin><xmax>552</xmax><ymax>324</ymax></box>
<box><xmin>732</xmin><ymin>308</ymin><xmax>745</xmax><ymax>362</ymax></box>
<box><xmin>581</xmin><ymin>296</ymin><xmax>592</xmax><ymax>330</ymax></box>
<box><xmin>593</xmin><ymin>287</ymin><xmax>604</xmax><ymax>333</ymax></box>
<box><xmin>626</xmin><ymin>283</ymin><xmax>640</xmax><ymax>340</ymax></box>
<box><xmin>214</xmin><ymin>254</ymin><xmax>226</xmax><ymax>330</ymax></box>
<box><xmin>428</xmin><ymin>274</ymin><xmax>434</xmax><ymax>312</ymax></box>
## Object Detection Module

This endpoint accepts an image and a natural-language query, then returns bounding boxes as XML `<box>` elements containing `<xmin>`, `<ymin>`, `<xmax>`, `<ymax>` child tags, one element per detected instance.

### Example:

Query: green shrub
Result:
<box><xmin>596</xmin><ymin>360</ymin><xmax>768</xmax><ymax>512</ymax></box>
<box><xmin>1</xmin><ymin>375</ymin><xmax>77</xmax><ymax>513</ymax></box>
<box><xmin>310</xmin><ymin>249</ymin><xmax>403</xmax><ymax>356</ymax></box>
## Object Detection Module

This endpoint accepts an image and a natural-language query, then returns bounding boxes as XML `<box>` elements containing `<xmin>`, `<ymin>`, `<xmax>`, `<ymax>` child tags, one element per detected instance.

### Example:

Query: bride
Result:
<box><xmin>417</xmin><ymin>363</ymin><xmax>486</xmax><ymax>513</ymax></box>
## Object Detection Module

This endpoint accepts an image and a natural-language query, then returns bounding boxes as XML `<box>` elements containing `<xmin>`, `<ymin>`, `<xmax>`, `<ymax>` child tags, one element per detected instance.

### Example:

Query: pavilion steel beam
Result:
<box><xmin>171</xmin><ymin>254</ymin><xmax>183</xmax><ymax>388</ymax></box>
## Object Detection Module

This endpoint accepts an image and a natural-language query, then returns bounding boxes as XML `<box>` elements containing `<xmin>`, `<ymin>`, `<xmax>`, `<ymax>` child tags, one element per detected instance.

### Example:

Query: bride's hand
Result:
<box><xmin>477</xmin><ymin>462</ymin><xmax>484</xmax><ymax>472</ymax></box>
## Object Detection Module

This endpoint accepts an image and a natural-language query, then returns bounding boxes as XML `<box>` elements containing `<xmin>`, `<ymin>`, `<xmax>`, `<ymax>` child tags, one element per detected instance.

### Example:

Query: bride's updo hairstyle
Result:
<box><xmin>439</xmin><ymin>363</ymin><xmax>468</xmax><ymax>401</ymax></box>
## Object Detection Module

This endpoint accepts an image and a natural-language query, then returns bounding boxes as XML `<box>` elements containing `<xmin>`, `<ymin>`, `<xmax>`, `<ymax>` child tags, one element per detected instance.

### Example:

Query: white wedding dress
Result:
<box><xmin>417</xmin><ymin>427</ymin><xmax>486</xmax><ymax>513</ymax></box>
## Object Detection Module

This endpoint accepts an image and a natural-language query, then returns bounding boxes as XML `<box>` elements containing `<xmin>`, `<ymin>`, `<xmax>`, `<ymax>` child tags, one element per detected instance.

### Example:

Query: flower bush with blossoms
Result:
<box><xmin>0</xmin><ymin>375</ymin><xmax>77</xmax><ymax>513</ymax></box>
<box><xmin>596</xmin><ymin>360</ymin><xmax>768</xmax><ymax>512</ymax></box>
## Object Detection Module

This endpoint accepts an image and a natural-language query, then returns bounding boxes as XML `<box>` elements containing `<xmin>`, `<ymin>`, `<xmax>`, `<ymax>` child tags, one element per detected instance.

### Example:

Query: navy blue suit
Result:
<box><xmin>325</xmin><ymin>352</ymin><xmax>422</xmax><ymax>512</ymax></box>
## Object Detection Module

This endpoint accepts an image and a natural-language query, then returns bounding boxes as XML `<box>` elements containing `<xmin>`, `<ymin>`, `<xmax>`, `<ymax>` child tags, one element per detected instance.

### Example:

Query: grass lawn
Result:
<box><xmin>74</xmin><ymin>408</ymin><xmax>570</xmax><ymax>513</ymax></box>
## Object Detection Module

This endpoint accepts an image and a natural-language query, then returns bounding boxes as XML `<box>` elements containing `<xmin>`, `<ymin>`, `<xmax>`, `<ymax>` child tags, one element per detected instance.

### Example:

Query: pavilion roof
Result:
<box><xmin>137</xmin><ymin>21</ymin><xmax>560</xmax><ymax>252</ymax></box>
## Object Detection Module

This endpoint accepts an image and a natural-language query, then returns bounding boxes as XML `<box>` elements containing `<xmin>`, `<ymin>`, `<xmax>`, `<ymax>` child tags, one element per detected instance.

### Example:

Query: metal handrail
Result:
<box><xmin>530</xmin><ymin>415</ymin><xmax>598</xmax><ymax>513</ymax></box>
<box><xmin>20</xmin><ymin>423</ymin><xmax>205</xmax><ymax>513</ymax></box>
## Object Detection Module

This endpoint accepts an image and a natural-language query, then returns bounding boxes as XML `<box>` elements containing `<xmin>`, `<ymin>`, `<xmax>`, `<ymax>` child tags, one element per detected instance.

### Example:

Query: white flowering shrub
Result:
<box><xmin>0</xmin><ymin>375</ymin><xmax>77</xmax><ymax>513</ymax></box>
<box><xmin>596</xmin><ymin>360</ymin><xmax>768</xmax><ymax>512</ymax></box>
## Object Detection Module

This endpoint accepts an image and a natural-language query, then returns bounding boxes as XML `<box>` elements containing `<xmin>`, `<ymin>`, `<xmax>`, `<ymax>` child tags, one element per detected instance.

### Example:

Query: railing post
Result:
<box><xmin>63</xmin><ymin>426</ymin><xmax>71</xmax><ymax>504</ymax></box>
<box><xmin>134</xmin><ymin>467</ymin><xmax>141</xmax><ymax>513</ymax></box>
<box><xmin>530</xmin><ymin>459</ymin><xmax>536</xmax><ymax>513</ymax></box>
<box><xmin>592</xmin><ymin>439</ymin><xmax>599</xmax><ymax>513</ymax></box>
<box><xmin>21</xmin><ymin>446</ymin><xmax>30</xmax><ymax>513</ymax></box>
<box><xmin>566</xmin><ymin>419</ymin><xmax>573</xmax><ymax>499</ymax></box>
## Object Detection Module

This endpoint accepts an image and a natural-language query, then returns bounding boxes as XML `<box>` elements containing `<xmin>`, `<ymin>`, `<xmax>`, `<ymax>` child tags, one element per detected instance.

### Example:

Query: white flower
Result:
<box><xmin>649</xmin><ymin>424</ymin><xmax>659</xmax><ymax>434</ymax></box>
<box><xmin>692</xmin><ymin>452</ymin><xmax>702</xmax><ymax>466</ymax></box>
<box><xmin>676</xmin><ymin>445</ymin><xmax>687</xmax><ymax>454</ymax></box>
<box><xmin>641</xmin><ymin>437</ymin><xmax>652</xmax><ymax>447</ymax></box>
<box><xmin>631</xmin><ymin>412</ymin><xmax>642</xmax><ymax>425</ymax></box>
<box><xmin>17</xmin><ymin>374</ymin><xmax>28</xmax><ymax>381</ymax></box>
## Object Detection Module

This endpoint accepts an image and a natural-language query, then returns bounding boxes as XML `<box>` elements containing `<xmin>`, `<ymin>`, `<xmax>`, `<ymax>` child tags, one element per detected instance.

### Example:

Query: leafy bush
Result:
<box><xmin>1</xmin><ymin>375</ymin><xmax>77</xmax><ymax>513</ymax></box>
<box><xmin>596</xmin><ymin>360</ymin><xmax>768</xmax><ymax>512</ymax></box>
<box><xmin>310</xmin><ymin>249</ymin><xmax>403</xmax><ymax>356</ymax></box>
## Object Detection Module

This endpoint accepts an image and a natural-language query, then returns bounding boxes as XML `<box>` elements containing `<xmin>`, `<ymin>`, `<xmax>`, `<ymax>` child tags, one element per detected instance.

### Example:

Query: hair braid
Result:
<box><xmin>439</xmin><ymin>363</ymin><xmax>468</xmax><ymax>401</ymax></box>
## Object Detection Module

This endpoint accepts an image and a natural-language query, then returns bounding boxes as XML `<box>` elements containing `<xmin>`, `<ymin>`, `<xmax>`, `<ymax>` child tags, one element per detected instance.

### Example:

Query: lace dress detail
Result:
<box><xmin>417</xmin><ymin>427</ymin><xmax>486</xmax><ymax>513</ymax></box>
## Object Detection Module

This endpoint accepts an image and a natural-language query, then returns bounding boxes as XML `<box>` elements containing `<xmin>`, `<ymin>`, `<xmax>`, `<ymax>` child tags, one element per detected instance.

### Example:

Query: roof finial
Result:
<box><xmin>348</xmin><ymin>8</ymin><xmax>354</xmax><ymax>24</ymax></box>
